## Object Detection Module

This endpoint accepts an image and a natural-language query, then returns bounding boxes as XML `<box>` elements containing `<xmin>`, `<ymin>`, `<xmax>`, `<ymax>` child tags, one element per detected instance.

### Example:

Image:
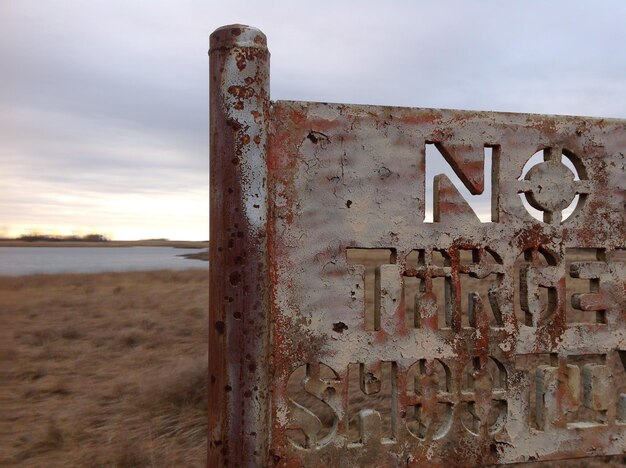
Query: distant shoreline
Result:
<box><xmin>0</xmin><ymin>243</ymin><xmax>209</xmax><ymax>275</ymax></box>
<box><xmin>178</xmin><ymin>249</ymin><xmax>209</xmax><ymax>261</ymax></box>
<box><xmin>0</xmin><ymin>240</ymin><xmax>208</xmax><ymax>249</ymax></box>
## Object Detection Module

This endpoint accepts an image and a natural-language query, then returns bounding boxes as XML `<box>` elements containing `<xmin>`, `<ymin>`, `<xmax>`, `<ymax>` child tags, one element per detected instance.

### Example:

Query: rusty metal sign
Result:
<box><xmin>209</xmin><ymin>25</ymin><xmax>626</xmax><ymax>466</ymax></box>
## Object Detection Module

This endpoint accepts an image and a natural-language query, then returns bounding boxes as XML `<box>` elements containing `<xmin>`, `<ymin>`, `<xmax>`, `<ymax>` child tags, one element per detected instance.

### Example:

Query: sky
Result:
<box><xmin>1</xmin><ymin>1</ymin><xmax>624</xmax><ymax>240</ymax></box>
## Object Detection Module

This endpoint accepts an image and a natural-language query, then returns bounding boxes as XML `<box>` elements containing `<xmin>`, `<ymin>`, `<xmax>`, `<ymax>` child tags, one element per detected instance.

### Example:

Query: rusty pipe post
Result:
<box><xmin>209</xmin><ymin>25</ymin><xmax>270</xmax><ymax>467</ymax></box>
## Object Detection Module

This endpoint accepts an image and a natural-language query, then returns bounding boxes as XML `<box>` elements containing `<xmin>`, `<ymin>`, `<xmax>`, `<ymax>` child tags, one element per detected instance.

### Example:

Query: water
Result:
<box><xmin>0</xmin><ymin>247</ymin><xmax>207</xmax><ymax>276</ymax></box>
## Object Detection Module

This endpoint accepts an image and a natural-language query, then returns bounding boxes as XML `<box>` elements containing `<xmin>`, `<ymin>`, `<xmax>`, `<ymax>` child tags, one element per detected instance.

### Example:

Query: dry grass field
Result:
<box><xmin>293</xmin><ymin>249</ymin><xmax>625</xmax><ymax>467</ymax></box>
<box><xmin>1</xmin><ymin>248</ymin><xmax>622</xmax><ymax>466</ymax></box>
<box><xmin>348</xmin><ymin>248</ymin><xmax>626</xmax><ymax>330</ymax></box>
<box><xmin>1</xmin><ymin>269</ymin><xmax>208</xmax><ymax>467</ymax></box>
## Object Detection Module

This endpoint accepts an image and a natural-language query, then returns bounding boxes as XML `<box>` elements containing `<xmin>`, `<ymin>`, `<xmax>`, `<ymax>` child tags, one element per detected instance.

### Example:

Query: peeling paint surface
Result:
<box><xmin>209</xmin><ymin>24</ymin><xmax>271</xmax><ymax>468</ymax></box>
<box><xmin>267</xmin><ymin>102</ymin><xmax>625</xmax><ymax>466</ymax></box>
<box><xmin>210</xmin><ymin>25</ymin><xmax>626</xmax><ymax>467</ymax></box>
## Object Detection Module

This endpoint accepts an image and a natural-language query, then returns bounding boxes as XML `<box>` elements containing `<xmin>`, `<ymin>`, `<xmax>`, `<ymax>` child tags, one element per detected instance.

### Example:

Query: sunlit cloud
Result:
<box><xmin>1</xmin><ymin>1</ymin><xmax>624</xmax><ymax>239</ymax></box>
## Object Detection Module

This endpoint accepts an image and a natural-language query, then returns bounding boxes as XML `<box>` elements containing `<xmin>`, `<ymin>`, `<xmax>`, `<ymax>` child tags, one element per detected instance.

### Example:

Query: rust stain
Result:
<box><xmin>210</xmin><ymin>24</ymin><xmax>626</xmax><ymax>468</ymax></box>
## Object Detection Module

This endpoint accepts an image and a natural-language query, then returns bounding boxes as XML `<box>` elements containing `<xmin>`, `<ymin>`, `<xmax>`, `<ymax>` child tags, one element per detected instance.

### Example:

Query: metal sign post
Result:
<box><xmin>210</xmin><ymin>24</ymin><xmax>625</xmax><ymax>467</ymax></box>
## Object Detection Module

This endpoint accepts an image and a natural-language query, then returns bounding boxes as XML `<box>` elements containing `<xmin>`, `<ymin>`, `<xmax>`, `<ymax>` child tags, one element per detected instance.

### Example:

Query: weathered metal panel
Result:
<box><xmin>210</xmin><ymin>24</ymin><xmax>626</xmax><ymax>466</ymax></box>
<box><xmin>267</xmin><ymin>101</ymin><xmax>625</xmax><ymax>466</ymax></box>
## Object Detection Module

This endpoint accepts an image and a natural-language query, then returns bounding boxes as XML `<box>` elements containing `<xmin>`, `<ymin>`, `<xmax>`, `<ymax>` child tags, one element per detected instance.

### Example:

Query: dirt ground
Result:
<box><xmin>1</xmin><ymin>269</ymin><xmax>208</xmax><ymax>467</ymax></box>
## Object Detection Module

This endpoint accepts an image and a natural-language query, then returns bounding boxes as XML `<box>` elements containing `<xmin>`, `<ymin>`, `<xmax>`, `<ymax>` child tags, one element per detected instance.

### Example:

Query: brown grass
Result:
<box><xmin>0</xmin><ymin>269</ymin><xmax>208</xmax><ymax>467</ymax></box>
<box><xmin>301</xmin><ymin>249</ymin><xmax>625</xmax><ymax>466</ymax></box>
<box><xmin>2</xmin><ymin>249</ymin><xmax>622</xmax><ymax>466</ymax></box>
<box><xmin>347</xmin><ymin>248</ymin><xmax>626</xmax><ymax>329</ymax></box>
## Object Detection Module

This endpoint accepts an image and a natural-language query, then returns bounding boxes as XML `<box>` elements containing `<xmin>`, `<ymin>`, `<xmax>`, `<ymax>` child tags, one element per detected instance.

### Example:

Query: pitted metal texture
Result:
<box><xmin>209</xmin><ymin>24</ymin><xmax>626</xmax><ymax>467</ymax></box>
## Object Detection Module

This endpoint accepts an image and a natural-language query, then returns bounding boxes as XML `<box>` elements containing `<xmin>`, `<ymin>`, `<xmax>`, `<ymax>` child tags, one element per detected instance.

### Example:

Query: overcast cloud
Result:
<box><xmin>1</xmin><ymin>1</ymin><xmax>624</xmax><ymax>239</ymax></box>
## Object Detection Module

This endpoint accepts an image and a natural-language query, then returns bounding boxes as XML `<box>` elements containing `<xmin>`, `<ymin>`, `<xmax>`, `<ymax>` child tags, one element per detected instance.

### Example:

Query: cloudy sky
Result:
<box><xmin>1</xmin><ymin>1</ymin><xmax>624</xmax><ymax>240</ymax></box>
